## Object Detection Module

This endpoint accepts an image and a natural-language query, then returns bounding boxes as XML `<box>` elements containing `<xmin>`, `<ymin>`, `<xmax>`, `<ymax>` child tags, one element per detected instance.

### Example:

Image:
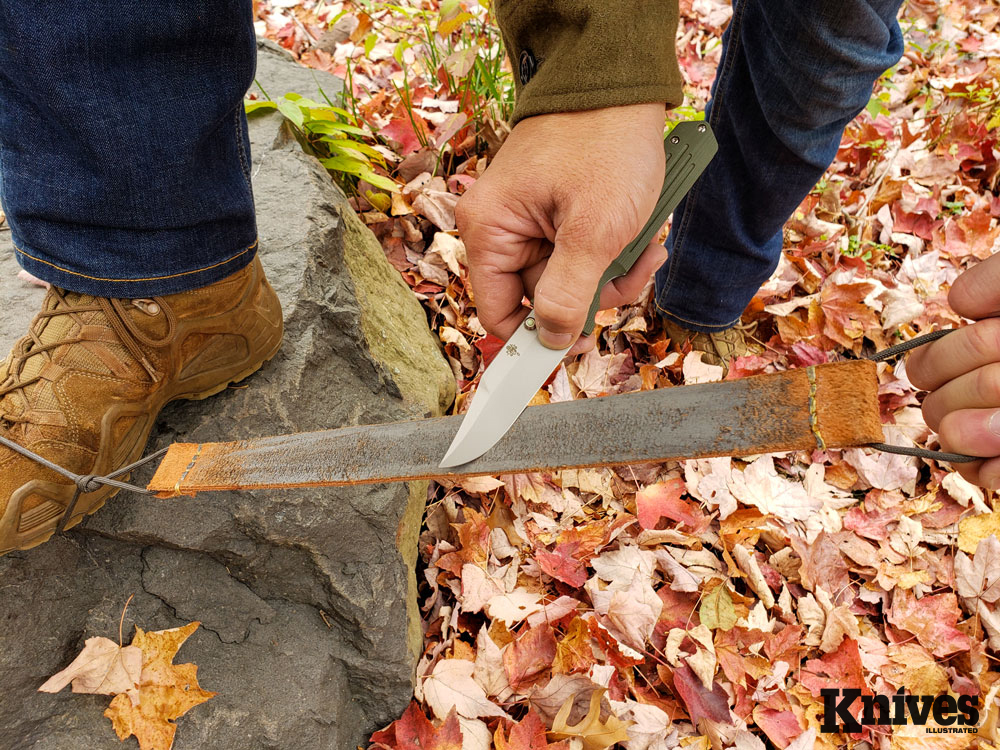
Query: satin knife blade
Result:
<box><xmin>440</xmin><ymin>120</ymin><xmax>718</xmax><ymax>468</ymax></box>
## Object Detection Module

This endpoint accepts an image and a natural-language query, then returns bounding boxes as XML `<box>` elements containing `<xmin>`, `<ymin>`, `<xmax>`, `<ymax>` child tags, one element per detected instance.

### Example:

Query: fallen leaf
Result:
<box><xmin>374</xmin><ymin>702</ymin><xmax>464</xmax><ymax>750</ymax></box>
<box><xmin>39</xmin><ymin>637</ymin><xmax>142</xmax><ymax>700</ymax></box>
<box><xmin>959</xmin><ymin>512</ymin><xmax>1000</xmax><ymax>554</ymax></box>
<box><xmin>503</xmin><ymin>624</ymin><xmax>557</xmax><ymax>691</ymax></box>
<box><xmin>537</xmin><ymin>542</ymin><xmax>588</xmax><ymax>587</ymax></box>
<box><xmin>588</xmin><ymin>571</ymin><xmax>662</xmax><ymax>651</ymax></box>
<box><xmin>699</xmin><ymin>583</ymin><xmax>737</xmax><ymax>631</ymax></box>
<box><xmin>104</xmin><ymin>622</ymin><xmax>215</xmax><ymax>750</ymax></box>
<box><xmin>553</xmin><ymin>617</ymin><xmax>595</xmax><ymax>675</ymax></box>
<box><xmin>883</xmin><ymin>643</ymin><xmax>949</xmax><ymax>696</ymax></box>
<box><xmin>887</xmin><ymin>590</ymin><xmax>971</xmax><ymax>658</ymax></box>
<box><xmin>728</xmin><ymin>456</ymin><xmax>820</xmax><ymax>522</ymax></box>
<box><xmin>494</xmin><ymin>710</ymin><xmax>570</xmax><ymax>750</ymax></box>
<box><xmin>635</xmin><ymin>478</ymin><xmax>710</xmax><ymax>532</ymax></box>
<box><xmin>549</xmin><ymin>689</ymin><xmax>631</xmax><ymax>750</ymax></box>
<box><xmin>486</xmin><ymin>591</ymin><xmax>546</xmax><ymax>626</ymax></box>
<box><xmin>422</xmin><ymin>658</ymin><xmax>508</xmax><ymax>721</ymax></box>
<box><xmin>527</xmin><ymin>674</ymin><xmax>601</xmax><ymax>724</ymax></box>
<box><xmin>819</xmin><ymin>605</ymin><xmax>860</xmax><ymax>654</ymax></box>
<box><xmin>672</xmin><ymin>663</ymin><xmax>732</xmax><ymax>725</ymax></box>
<box><xmin>955</xmin><ymin>534</ymin><xmax>1000</xmax><ymax>603</ymax></box>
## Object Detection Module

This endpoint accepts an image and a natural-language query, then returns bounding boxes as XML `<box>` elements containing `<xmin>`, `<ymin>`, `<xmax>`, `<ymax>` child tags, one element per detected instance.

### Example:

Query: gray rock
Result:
<box><xmin>0</xmin><ymin>39</ymin><xmax>454</xmax><ymax>749</ymax></box>
<box><xmin>251</xmin><ymin>37</ymin><xmax>342</xmax><ymax>104</ymax></box>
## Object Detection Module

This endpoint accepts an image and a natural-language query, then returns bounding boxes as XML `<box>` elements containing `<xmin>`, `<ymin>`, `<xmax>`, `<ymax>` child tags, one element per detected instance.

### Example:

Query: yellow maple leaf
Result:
<box><xmin>104</xmin><ymin>621</ymin><xmax>216</xmax><ymax>750</ymax></box>
<box><xmin>890</xmin><ymin>721</ymin><xmax>974</xmax><ymax>750</ymax></box>
<box><xmin>548</xmin><ymin>689</ymin><xmax>631</xmax><ymax>750</ymax></box>
<box><xmin>959</xmin><ymin>513</ymin><xmax>1000</xmax><ymax>554</ymax></box>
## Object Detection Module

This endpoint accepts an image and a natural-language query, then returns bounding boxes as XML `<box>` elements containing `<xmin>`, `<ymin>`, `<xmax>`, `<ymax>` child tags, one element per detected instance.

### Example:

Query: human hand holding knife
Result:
<box><xmin>441</xmin><ymin>119</ymin><xmax>718</xmax><ymax>467</ymax></box>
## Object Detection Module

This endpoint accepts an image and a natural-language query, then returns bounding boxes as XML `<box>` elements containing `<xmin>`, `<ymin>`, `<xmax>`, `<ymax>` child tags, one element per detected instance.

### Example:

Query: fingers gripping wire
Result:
<box><xmin>864</xmin><ymin>329</ymin><xmax>977</xmax><ymax>464</ymax></box>
<box><xmin>0</xmin><ymin>434</ymin><xmax>166</xmax><ymax>530</ymax></box>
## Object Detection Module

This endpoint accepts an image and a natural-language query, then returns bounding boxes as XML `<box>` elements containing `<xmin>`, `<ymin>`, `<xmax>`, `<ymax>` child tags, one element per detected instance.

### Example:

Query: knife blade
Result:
<box><xmin>439</xmin><ymin>120</ymin><xmax>719</xmax><ymax>468</ymax></box>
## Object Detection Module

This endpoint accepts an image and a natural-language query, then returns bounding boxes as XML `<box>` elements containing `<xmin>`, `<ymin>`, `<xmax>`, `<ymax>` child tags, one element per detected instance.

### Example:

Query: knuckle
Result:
<box><xmin>967</xmin><ymin>319</ymin><xmax>1000</xmax><ymax>361</ymax></box>
<box><xmin>977</xmin><ymin>363</ymin><xmax>1000</xmax><ymax>403</ymax></box>
<box><xmin>938</xmin><ymin>411</ymin><xmax>975</xmax><ymax>454</ymax></box>
<box><xmin>920</xmin><ymin>400</ymin><xmax>941</xmax><ymax>433</ymax></box>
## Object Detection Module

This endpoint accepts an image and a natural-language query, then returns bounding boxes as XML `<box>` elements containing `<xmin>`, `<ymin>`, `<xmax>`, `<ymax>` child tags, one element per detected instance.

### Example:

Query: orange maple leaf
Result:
<box><xmin>104</xmin><ymin>622</ymin><xmax>216</xmax><ymax>750</ymax></box>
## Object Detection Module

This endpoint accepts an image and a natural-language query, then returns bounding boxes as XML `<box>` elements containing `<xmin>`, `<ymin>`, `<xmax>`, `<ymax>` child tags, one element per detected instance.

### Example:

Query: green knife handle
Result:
<box><xmin>581</xmin><ymin>120</ymin><xmax>718</xmax><ymax>336</ymax></box>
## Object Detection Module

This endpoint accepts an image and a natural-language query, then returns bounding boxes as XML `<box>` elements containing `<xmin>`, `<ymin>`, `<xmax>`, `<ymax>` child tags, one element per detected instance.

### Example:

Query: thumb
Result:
<box><xmin>531</xmin><ymin>229</ymin><xmax>611</xmax><ymax>349</ymax></box>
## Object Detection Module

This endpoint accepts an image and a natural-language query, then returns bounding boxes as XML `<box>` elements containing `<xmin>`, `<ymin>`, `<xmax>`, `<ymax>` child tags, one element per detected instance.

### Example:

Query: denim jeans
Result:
<box><xmin>0</xmin><ymin>1</ymin><xmax>258</xmax><ymax>297</ymax></box>
<box><xmin>1</xmin><ymin>1</ymin><xmax>903</xmax><ymax>306</ymax></box>
<box><xmin>655</xmin><ymin>0</ymin><xmax>905</xmax><ymax>331</ymax></box>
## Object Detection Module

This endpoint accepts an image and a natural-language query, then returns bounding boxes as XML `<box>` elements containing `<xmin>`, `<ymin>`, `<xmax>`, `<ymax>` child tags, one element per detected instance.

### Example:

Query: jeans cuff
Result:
<box><xmin>13</xmin><ymin>238</ymin><xmax>259</xmax><ymax>298</ymax></box>
<box><xmin>655</xmin><ymin>300</ymin><xmax>742</xmax><ymax>333</ymax></box>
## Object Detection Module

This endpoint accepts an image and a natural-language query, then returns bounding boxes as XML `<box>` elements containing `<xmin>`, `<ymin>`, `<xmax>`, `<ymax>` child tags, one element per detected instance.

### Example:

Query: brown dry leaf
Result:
<box><xmin>819</xmin><ymin>605</ymin><xmax>860</xmax><ymax>654</ymax></box>
<box><xmin>549</xmin><ymin>689</ymin><xmax>631</xmax><ymax>750</ymax></box>
<box><xmin>883</xmin><ymin>643</ymin><xmax>949</xmax><ymax>696</ymax></box>
<box><xmin>554</xmin><ymin>617</ymin><xmax>595</xmax><ymax>675</ymax></box>
<box><xmin>39</xmin><ymin>637</ymin><xmax>142</xmax><ymax>700</ymax></box>
<box><xmin>104</xmin><ymin>622</ymin><xmax>216</xmax><ymax>750</ymax></box>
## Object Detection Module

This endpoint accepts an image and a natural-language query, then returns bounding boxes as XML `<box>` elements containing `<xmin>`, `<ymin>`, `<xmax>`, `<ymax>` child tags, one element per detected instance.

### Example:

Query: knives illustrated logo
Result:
<box><xmin>505</xmin><ymin>343</ymin><xmax>519</xmax><ymax>357</ymax></box>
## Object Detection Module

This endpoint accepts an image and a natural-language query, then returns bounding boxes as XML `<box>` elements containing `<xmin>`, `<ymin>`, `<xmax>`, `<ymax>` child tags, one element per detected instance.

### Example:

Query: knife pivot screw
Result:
<box><xmin>523</xmin><ymin>317</ymin><xmax>536</xmax><ymax>331</ymax></box>
<box><xmin>697</xmin><ymin>123</ymin><xmax>707</xmax><ymax>133</ymax></box>
<box><xmin>670</xmin><ymin>135</ymin><xmax>680</xmax><ymax>144</ymax></box>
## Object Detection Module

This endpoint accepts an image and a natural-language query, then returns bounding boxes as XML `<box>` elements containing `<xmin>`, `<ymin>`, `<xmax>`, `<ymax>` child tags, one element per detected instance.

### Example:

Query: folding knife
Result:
<box><xmin>439</xmin><ymin>120</ymin><xmax>718</xmax><ymax>468</ymax></box>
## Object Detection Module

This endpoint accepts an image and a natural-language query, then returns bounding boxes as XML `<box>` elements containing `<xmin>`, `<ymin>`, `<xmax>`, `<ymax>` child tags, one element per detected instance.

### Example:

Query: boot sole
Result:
<box><xmin>2</xmin><ymin>340</ymin><xmax>281</xmax><ymax>555</ymax></box>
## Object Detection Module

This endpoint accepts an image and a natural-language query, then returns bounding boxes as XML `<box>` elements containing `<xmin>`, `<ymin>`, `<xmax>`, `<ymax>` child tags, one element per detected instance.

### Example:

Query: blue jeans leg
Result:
<box><xmin>655</xmin><ymin>0</ymin><xmax>904</xmax><ymax>331</ymax></box>
<box><xmin>0</xmin><ymin>1</ymin><xmax>258</xmax><ymax>298</ymax></box>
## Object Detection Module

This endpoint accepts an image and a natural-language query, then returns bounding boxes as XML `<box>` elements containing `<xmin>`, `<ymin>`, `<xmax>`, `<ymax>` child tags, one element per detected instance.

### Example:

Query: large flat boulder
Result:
<box><xmin>0</xmin><ymin>40</ymin><xmax>454</xmax><ymax>749</ymax></box>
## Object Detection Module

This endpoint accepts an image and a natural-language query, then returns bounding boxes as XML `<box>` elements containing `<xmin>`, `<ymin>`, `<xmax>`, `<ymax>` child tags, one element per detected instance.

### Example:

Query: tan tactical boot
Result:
<box><xmin>0</xmin><ymin>257</ymin><xmax>282</xmax><ymax>553</ymax></box>
<box><xmin>662</xmin><ymin>317</ymin><xmax>760</xmax><ymax>373</ymax></box>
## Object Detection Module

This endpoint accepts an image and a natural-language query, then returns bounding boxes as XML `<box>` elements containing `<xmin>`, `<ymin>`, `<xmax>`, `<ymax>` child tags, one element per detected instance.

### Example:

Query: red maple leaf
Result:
<box><xmin>672</xmin><ymin>663</ymin><xmax>732</xmax><ymax>726</ymax></box>
<box><xmin>635</xmin><ymin>478</ymin><xmax>709</xmax><ymax>532</ymax></box>
<box><xmin>800</xmin><ymin>638</ymin><xmax>869</xmax><ymax>698</ymax></box>
<box><xmin>503</xmin><ymin>624</ymin><xmax>557</xmax><ymax>691</ymax></box>
<box><xmin>887</xmin><ymin>590</ymin><xmax>971</xmax><ymax>658</ymax></box>
<box><xmin>380</xmin><ymin>113</ymin><xmax>429</xmax><ymax>155</ymax></box>
<box><xmin>494</xmin><ymin>709</ymin><xmax>571</xmax><ymax>750</ymax></box>
<box><xmin>370</xmin><ymin>703</ymin><xmax>463</xmax><ymax>750</ymax></box>
<box><xmin>475</xmin><ymin>334</ymin><xmax>505</xmax><ymax>369</ymax></box>
<box><xmin>536</xmin><ymin>541</ymin><xmax>588</xmax><ymax>587</ymax></box>
<box><xmin>753</xmin><ymin>707</ymin><xmax>805</xmax><ymax>749</ymax></box>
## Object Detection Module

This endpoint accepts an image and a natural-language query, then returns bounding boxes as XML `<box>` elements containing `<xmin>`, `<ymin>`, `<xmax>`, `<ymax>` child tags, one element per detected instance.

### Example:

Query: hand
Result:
<box><xmin>907</xmin><ymin>252</ymin><xmax>1000</xmax><ymax>488</ymax></box>
<box><xmin>456</xmin><ymin>104</ymin><xmax>668</xmax><ymax>354</ymax></box>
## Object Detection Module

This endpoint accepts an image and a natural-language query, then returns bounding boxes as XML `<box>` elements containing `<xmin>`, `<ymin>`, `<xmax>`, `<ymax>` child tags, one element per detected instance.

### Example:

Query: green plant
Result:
<box><xmin>245</xmin><ymin>91</ymin><xmax>398</xmax><ymax>196</ymax></box>
<box><xmin>350</xmin><ymin>0</ymin><xmax>515</xmax><ymax>146</ymax></box>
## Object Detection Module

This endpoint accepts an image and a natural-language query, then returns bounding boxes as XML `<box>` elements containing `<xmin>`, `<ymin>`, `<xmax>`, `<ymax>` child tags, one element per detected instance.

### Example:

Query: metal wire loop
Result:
<box><xmin>0</xmin><ymin>433</ymin><xmax>165</xmax><ymax>496</ymax></box>
<box><xmin>864</xmin><ymin>328</ymin><xmax>979</xmax><ymax>464</ymax></box>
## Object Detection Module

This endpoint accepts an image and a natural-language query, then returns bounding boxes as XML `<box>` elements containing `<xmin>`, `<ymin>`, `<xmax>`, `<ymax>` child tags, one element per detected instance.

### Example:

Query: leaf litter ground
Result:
<box><xmin>251</xmin><ymin>0</ymin><xmax>1000</xmax><ymax>747</ymax></box>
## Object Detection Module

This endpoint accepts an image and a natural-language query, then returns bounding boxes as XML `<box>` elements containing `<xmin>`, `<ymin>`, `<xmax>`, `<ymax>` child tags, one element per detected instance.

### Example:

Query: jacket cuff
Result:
<box><xmin>495</xmin><ymin>0</ymin><xmax>683</xmax><ymax>126</ymax></box>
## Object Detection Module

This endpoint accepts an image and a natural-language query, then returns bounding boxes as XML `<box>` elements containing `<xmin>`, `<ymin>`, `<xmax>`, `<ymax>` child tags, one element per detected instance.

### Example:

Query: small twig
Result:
<box><xmin>119</xmin><ymin>593</ymin><xmax>135</xmax><ymax>646</ymax></box>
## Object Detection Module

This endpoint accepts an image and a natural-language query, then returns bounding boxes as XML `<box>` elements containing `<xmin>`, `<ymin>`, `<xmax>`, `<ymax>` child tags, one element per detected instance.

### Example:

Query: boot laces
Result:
<box><xmin>0</xmin><ymin>288</ymin><xmax>178</xmax><ymax>425</ymax></box>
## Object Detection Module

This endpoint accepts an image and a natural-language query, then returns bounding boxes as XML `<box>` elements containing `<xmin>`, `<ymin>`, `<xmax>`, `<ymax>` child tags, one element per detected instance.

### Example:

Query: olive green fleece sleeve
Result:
<box><xmin>495</xmin><ymin>0</ymin><xmax>683</xmax><ymax>126</ymax></box>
